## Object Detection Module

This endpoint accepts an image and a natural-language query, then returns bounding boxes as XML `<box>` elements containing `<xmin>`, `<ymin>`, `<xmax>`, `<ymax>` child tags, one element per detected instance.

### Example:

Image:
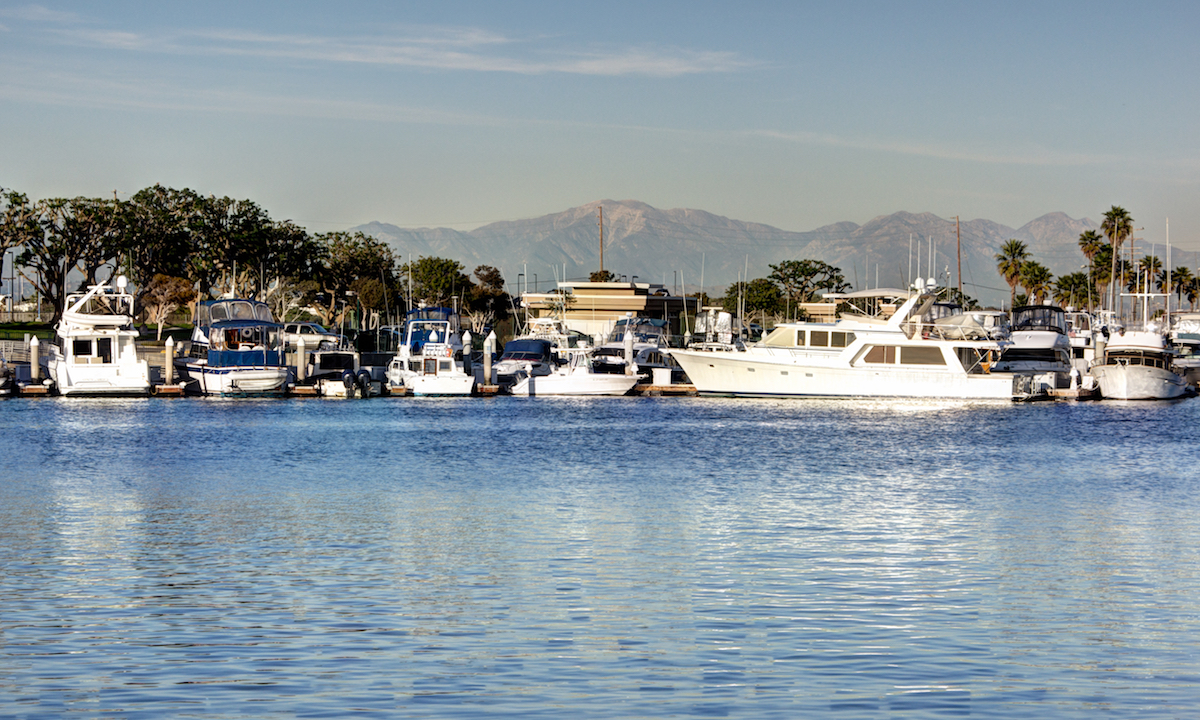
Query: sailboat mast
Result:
<box><xmin>598</xmin><ymin>206</ymin><xmax>604</xmax><ymax>275</ymax></box>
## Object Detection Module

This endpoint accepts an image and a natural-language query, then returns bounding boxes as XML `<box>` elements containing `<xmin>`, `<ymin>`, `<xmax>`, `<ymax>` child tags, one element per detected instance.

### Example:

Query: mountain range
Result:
<box><xmin>354</xmin><ymin>200</ymin><xmax>1099</xmax><ymax>306</ymax></box>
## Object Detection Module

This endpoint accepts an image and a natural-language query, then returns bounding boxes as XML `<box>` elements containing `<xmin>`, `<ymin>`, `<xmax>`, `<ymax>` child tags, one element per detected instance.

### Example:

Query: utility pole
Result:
<box><xmin>598</xmin><ymin>206</ymin><xmax>604</xmax><ymax>276</ymax></box>
<box><xmin>954</xmin><ymin>215</ymin><xmax>962</xmax><ymax>298</ymax></box>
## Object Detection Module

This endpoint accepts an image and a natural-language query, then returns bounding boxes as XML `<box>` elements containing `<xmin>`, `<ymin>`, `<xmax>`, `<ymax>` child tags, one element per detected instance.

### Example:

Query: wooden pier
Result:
<box><xmin>634</xmin><ymin>383</ymin><xmax>697</xmax><ymax>397</ymax></box>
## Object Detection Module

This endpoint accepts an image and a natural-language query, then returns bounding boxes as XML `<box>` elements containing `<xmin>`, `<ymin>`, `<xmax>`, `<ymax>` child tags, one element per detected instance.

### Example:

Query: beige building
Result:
<box><xmin>521</xmin><ymin>281</ymin><xmax>699</xmax><ymax>342</ymax></box>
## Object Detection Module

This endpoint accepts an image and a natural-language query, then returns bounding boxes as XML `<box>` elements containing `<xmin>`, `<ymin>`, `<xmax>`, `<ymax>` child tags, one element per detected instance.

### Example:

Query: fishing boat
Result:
<box><xmin>492</xmin><ymin>338</ymin><xmax>557</xmax><ymax>390</ymax></box>
<box><xmin>385</xmin><ymin>306</ymin><xmax>475</xmax><ymax>396</ymax></box>
<box><xmin>302</xmin><ymin>347</ymin><xmax>379</xmax><ymax>398</ymax></box>
<box><xmin>667</xmin><ymin>288</ymin><xmax>1022</xmax><ymax>399</ymax></box>
<box><xmin>509</xmin><ymin>350</ymin><xmax>640</xmax><ymax>396</ymax></box>
<box><xmin>1091</xmin><ymin>329</ymin><xmax>1191</xmax><ymax>400</ymax></box>
<box><xmin>991</xmin><ymin>305</ymin><xmax>1073</xmax><ymax>392</ymax></box>
<box><xmin>176</xmin><ymin>298</ymin><xmax>288</xmax><ymax>396</ymax></box>
<box><xmin>592</xmin><ymin>315</ymin><xmax>686</xmax><ymax>381</ymax></box>
<box><xmin>47</xmin><ymin>276</ymin><xmax>150</xmax><ymax>396</ymax></box>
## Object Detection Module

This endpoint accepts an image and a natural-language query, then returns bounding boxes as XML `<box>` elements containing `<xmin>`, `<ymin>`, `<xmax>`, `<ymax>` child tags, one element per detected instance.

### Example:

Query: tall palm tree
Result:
<box><xmin>1172</xmin><ymin>266</ymin><xmax>1193</xmax><ymax>308</ymax></box>
<box><xmin>1077</xmin><ymin>229</ymin><xmax>1104</xmax><ymax>310</ymax></box>
<box><xmin>1020</xmin><ymin>260</ymin><xmax>1054</xmax><ymax>304</ymax></box>
<box><xmin>1139</xmin><ymin>255</ymin><xmax>1163</xmax><ymax>292</ymax></box>
<box><xmin>1054</xmin><ymin>271</ymin><xmax>1093</xmax><ymax>309</ymax></box>
<box><xmin>995</xmin><ymin>239</ymin><xmax>1029</xmax><ymax>310</ymax></box>
<box><xmin>1101</xmin><ymin>206</ymin><xmax>1134</xmax><ymax>310</ymax></box>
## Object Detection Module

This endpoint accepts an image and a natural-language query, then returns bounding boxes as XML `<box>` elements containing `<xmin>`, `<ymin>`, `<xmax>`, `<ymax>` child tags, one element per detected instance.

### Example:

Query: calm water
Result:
<box><xmin>2</xmin><ymin>395</ymin><xmax>1200</xmax><ymax>718</ymax></box>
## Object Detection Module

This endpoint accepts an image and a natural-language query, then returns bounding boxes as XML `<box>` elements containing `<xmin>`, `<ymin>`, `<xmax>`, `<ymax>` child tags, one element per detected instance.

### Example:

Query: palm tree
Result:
<box><xmin>995</xmin><ymin>239</ymin><xmax>1029</xmax><ymax>310</ymax></box>
<box><xmin>1077</xmin><ymin>229</ymin><xmax>1104</xmax><ymax>310</ymax></box>
<box><xmin>1138</xmin><ymin>255</ymin><xmax>1163</xmax><ymax>292</ymax></box>
<box><xmin>1101</xmin><ymin>206</ymin><xmax>1134</xmax><ymax>310</ymax></box>
<box><xmin>1054</xmin><ymin>271</ymin><xmax>1094</xmax><ymax>309</ymax></box>
<box><xmin>1172</xmin><ymin>266</ymin><xmax>1193</xmax><ymax>308</ymax></box>
<box><xmin>1187</xmin><ymin>276</ymin><xmax>1200</xmax><ymax>311</ymax></box>
<box><xmin>1020</xmin><ymin>260</ymin><xmax>1054</xmax><ymax>304</ymax></box>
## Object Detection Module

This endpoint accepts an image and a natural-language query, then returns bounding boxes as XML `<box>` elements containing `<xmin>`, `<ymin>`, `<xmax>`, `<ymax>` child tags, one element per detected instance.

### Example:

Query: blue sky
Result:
<box><xmin>3</xmin><ymin>1</ymin><xmax>1200</xmax><ymax>252</ymax></box>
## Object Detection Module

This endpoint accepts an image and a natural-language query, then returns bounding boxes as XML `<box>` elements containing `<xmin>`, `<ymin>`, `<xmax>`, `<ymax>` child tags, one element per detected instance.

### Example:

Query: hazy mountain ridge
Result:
<box><xmin>356</xmin><ymin>201</ymin><xmax>1098</xmax><ymax>305</ymax></box>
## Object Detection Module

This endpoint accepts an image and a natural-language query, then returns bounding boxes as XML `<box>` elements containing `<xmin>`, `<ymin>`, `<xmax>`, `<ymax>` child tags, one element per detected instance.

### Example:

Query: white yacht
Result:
<box><xmin>509</xmin><ymin>350</ymin><xmax>641</xmax><ymax>396</ymax></box>
<box><xmin>667</xmin><ymin>288</ymin><xmax>1021</xmax><ymax>399</ymax></box>
<box><xmin>386</xmin><ymin>306</ymin><xmax>475</xmax><ymax>396</ymax></box>
<box><xmin>1168</xmin><ymin>313</ymin><xmax>1200</xmax><ymax>386</ymax></box>
<box><xmin>176</xmin><ymin>298</ymin><xmax>288</xmax><ymax>396</ymax></box>
<box><xmin>991</xmin><ymin>305</ymin><xmax>1073</xmax><ymax>391</ymax></box>
<box><xmin>1091</xmin><ymin>329</ymin><xmax>1191</xmax><ymax>400</ymax></box>
<box><xmin>48</xmin><ymin>276</ymin><xmax>150</xmax><ymax>397</ymax></box>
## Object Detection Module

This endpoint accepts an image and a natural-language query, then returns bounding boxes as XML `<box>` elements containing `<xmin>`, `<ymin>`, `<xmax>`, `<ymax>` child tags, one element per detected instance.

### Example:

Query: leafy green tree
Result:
<box><xmin>117</xmin><ymin>185</ymin><xmax>201</xmax><ymax>311</ymax></box>
<box><xmin>402</xmin><ymin>255</ymin><xmax>472</xmax><ymax>309</ymax></box>
<box><xmin>722</xmin><ymin>278</ymin><xmax>782</xmax><ymax>316</ymax></box>
<box><xmin>18</xmin><ymin>197</ymin><xmax>123</xmax><ymax>323</ymax></box>
<box><xmin>143</xmin><ymin>274</ymin><xmax>198</xmax><ymax>340</ymax></box>
<box><xmin>466</xmin><ymin>264</ymin><xmax>511</xmax><ymax>329</ymax></box>
<box><xmin>317</xmin><ymin>232</ymin><xmax>398</xmax><ymax>325</ymax></box>
<box><xmin>589</xmin><ymin>269</ymin><xmax>616</xmax><ymax>282</ymax></box>
<box><xmin>768</xmin><ymin>259</ymin><xmax>847</xmax><ymax>318</ymax></box>
<box><xmin>1</xmin><ymin>190</ymin><xmax>41</xmax><ymax>292</ymax></box>
<box><xmin>995</xmin><ymin>239</ymin><xmax>1029</xmax><ymax>310</ymax></box>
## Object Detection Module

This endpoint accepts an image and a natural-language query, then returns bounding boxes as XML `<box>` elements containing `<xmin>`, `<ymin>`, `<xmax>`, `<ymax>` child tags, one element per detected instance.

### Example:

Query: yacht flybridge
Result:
<box><xmin>668</xmin><ymin>288</ymin><xmax>1026</xmax><ymax>399</ymax></box>
<box><xmin>48</xmin><ymin>275</ymin><xmax>151</xmax><ymax>397</ymax></box>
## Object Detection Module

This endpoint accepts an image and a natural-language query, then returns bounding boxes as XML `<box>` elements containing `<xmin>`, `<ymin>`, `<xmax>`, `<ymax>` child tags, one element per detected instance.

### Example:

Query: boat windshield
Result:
<box><xmin>500</xmin><ymin>339</ymin><xmax>552</xmax><ymax>361</ymax></box>
<box><xmin>1012</xmin><ymin>306</ymin><xmax>1067</xmax><ymax>333</ymax></box>
<box><xmin>209</xmin><ymin>323</ymin><xmax>283</xmax><ymax>351</ymax></box>
<box><xmin>609</xmin><ymin>321</ymin><xmax>667</xmax><ymax>344</ymax></box>
<box><xmin>407</xmin><ymin>321</ymin><xmax>450</xmax><ymax>345</ymax></box>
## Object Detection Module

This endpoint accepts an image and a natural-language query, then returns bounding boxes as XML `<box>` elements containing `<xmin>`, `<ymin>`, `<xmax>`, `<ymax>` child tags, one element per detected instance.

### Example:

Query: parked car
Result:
<box><xmin>284</xmin><ymin>322</ymin><xmax>343</xmax><ymax>349</ymax></box>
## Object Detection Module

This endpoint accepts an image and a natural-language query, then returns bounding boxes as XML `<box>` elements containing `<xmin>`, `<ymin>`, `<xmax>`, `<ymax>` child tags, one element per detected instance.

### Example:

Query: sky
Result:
<box><xmin>3</xmin><ymin>1</ymin><xmax>1200</xmax><ymax>252</ymax></box>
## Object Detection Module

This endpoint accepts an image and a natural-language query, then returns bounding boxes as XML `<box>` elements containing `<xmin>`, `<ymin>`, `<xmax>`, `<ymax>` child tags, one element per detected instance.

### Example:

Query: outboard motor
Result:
<box><xmin>356</xmin><ymin>369</ymin><xmax>372</xmax><ymax>397</ymax></box>
<box><xmin>341</xmin><ymin>369</ymin><xmax>357</xmax><ymax>398</ymax></box>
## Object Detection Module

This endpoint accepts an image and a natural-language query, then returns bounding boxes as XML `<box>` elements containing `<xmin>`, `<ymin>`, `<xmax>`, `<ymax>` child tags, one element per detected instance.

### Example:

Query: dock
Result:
<box><xmin>634</xmin><ymin>383</ymin><xmax>697</xmax><ymax>397</ymax></box>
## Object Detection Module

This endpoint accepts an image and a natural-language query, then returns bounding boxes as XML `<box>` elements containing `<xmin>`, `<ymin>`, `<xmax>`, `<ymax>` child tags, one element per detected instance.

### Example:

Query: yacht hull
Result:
<box><xmin>670</xmin><ymin>349</ymin><xmax>1016</xmax><ymax>399</ymax></box>
<box><xmin>1091</xmin><ymin>364</ymin><xmax>1191</xmax><ymax>400</ymax></box>
<box><xmin>178</xmin><ymin>362</ymin><xmax>289</xmax><ymax>396</ymax></box>
<box><xmin>510</xmin><ymin>371</ymin><xmax>639</xmax><ymax>396</ymax></box>
<box><xmin>408</xmin><ymin>373</ymin><xmax>475</xmax><ymax>396</ymax></box>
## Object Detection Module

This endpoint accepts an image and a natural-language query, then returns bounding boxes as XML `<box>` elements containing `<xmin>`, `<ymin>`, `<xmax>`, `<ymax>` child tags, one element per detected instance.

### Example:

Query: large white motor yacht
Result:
<box><xmin>48</xmin><ymin>276</ymin><xmax>150</xmax><ymax>397</ymax></box>
<box><xmin>668</xmin><ymin>288</ymin><xmax>1023</xmax><ymax>399</ymax></box>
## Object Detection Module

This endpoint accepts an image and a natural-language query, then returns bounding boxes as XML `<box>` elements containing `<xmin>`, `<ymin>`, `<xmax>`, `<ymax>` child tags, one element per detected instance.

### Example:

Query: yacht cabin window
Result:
<box><xmin>860</xmin><ymin>345</ymin><xmax>946</xmax><ymax>366</ymax></box>
<box><xmin>811</xmin><ymin>331</ymin><xmax>829</xmax><ymax>347</ymax></box>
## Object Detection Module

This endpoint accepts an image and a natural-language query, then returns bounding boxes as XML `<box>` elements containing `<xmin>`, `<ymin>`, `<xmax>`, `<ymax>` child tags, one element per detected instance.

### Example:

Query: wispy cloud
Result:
<box><xmin>0</xmin><ymin>3</ymin><xmax>81</xmax><ymax>24</ymax></box>
<box><xmin>38</xmin><ymin>18</ymin><xmax>756</xmax><ymax>78</ymax></box>
<box><xmin>751</xmin><ymin>129</ymin><xmax>1124</xmax><ymax>168</ymax></box>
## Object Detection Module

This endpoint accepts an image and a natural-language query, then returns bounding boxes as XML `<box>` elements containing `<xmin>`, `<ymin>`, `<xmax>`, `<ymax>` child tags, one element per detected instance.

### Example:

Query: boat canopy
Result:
<box><xmin>500</xmin><ymin>338</ymin><xmax>554</xmax><ymax>361</ymax></box>
<box><xmin>197</xmin><ymin>299</ymin><xmax>274</xmax><ymax>326</ymax></box>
